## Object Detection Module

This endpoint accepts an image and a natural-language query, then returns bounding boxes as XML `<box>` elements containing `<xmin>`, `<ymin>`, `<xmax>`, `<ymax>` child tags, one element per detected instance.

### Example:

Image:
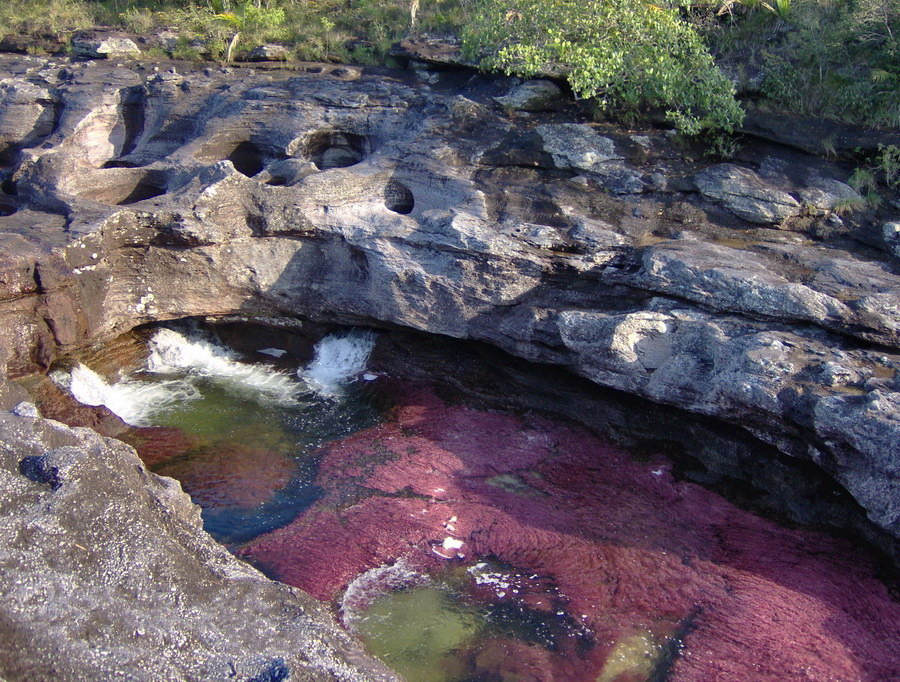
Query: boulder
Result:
<box><xmin>71</xmin><ymin>33</ymin><xmax>141</xmax><ymax>60</ymax></box>
<box><xmin>249</xmin><ymin>44</ymin><xmax>291</xmax><ymax>62</ymax></box>
<box><xmin>0</xmin><ymin>404</ymin><xmax>396</xmax><ymax>681</ymax></box>
<box><xmin>693</xmin><ymin>163</ymin><xmax>801</xmax><ymax>224</ymax></box>
<box><xmin>494</xmin><ymin>79</ymin><xmax>563</xmax><ymax>111</ymax></box>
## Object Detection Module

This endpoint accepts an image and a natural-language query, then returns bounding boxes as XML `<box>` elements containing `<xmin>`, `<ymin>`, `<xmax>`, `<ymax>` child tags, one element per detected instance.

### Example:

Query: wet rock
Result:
<box><xmin>494</xmin><ymin>80</ymin><xmax>563</xmax><ymax>111</ymax></box>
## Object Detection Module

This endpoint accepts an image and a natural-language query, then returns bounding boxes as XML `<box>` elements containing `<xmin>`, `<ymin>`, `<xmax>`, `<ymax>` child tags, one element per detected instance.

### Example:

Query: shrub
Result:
<box><xmin>462</xmin><ymin>0</ymin><xmax>744</xmax><ymax>135</ymax></box>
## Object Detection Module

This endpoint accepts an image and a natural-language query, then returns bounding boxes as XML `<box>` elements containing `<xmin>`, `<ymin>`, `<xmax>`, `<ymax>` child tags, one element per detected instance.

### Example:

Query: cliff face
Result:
<box><xmin>0</xmin><ymin>49</ymin><xmax>898</xmax><ymax>675</ymax></box>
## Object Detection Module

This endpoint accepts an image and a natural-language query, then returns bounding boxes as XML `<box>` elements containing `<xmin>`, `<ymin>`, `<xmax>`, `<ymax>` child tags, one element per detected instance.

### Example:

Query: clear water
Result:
<box><xmin>58</xmin><ymin>326</ymin><xmax>384</xmax><ymax>545</ymax></box>
<box><xmin>150</xmin><ymin>378</ymin><xmax>383</xmax><ymax>544</ymax></box>
<box><xmin>56</xmin><ymin>325</ymin><xmax>894</xmax><ymax>682</ymax></box>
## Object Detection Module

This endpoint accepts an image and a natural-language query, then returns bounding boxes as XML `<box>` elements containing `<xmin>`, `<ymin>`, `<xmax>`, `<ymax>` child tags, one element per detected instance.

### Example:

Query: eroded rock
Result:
<box><xmin>0</xmin><ymin>51</ymin><xmax>897</xmax><ymax>611</ymax></box>
<box><xmin>693</xmin><ymin>163</ymin><xmax>801</xmax><ymax>224</ymax></box>
<box><xmin>0</xmin><ymin>399</ymin><xmax>396</xmax><ymax>681</ymax></box>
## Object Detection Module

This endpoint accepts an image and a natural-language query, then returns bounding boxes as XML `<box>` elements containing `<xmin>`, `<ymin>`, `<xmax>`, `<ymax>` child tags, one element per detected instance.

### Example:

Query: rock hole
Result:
<box><xmin>304</xmin><ymin>131</ymin><xmax>367</xmax><ymax>170</ymax></box>
<box><xmin>118</xmin><ymin>180</ymin><xmax>166</xmax><ymax>205</ymax></box>
<box><xmin>384</xmin><ymin>181</ymin><xmax>414</xmax><ymax>215</ymax></box>
<box><xmin>103</xmin><ymin>159</ymin><xmax>140</xmax><ymax>169</ymax></box>
<box><xmin>0</xmin><ymin>200</ymin><xmax>17</xmax><ymax>216</ymax></box>
<box><xmin>0</xmin><ymin>144</ymin><xmax>18</xmax><ymax>168</ymax></box>
<box><xmin>79</xmin><ymin>170</ymin><xmax>168</xmax><ymax>206</ymax></box>
<box><xmin>228</xmin><ymin>141</ymin><xmax>266</xmax><ymax>178</ymax></box>
<box><xmin>119</xmin><ymin>87</ymin><xmax>146</xmax><ymax>158</ymax></box>
<box><xmin>266</xmin><ymin>176</ymin><xmax>287</xmax><ymax>187</ymax></box>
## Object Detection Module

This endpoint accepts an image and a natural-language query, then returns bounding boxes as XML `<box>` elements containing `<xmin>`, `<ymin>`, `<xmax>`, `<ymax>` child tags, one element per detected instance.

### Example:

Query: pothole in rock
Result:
<box><xmin>196</xmin><ymin>136</ymin><xmax>280</xmax><ymax>178</ymax></box>
<box><xmin>227</xmin><ymin>140</ymin><xmax>266</xmax><ymax>178</ymax></box>
<box><xmin>302</xmin><ymin>131</ymin><xmax>368</xmax><ymax>170</ymax></box>
<box><xmin>78</xmin><ymin>170</ymin><xmax>168</xmax><ymax>206</ymax></box>
<box><xmin>384</xmin><ymin>181</ymin><xmax>414</xmax><ymax>215</ymax></box>
<box><xmin>0</xmin><ymin>200</ymin><xmax>16</xmax><ymax>216</ymax></box>
<box><xmin>35</xmin><ymin>319</ymin><xmax>900</xmax><ymax>682</ymax></box>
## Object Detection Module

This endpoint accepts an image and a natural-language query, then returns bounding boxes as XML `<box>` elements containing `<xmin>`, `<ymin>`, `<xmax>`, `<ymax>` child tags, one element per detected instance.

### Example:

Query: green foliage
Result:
<box><xmin>875</xmin><ymin>144</ymin><xmax>900</xmax><ymax>189</ymax></box>
<box><xmin>701</xmin><ymin>0</ymin><xmax>899</xmax><ymax>129</ymax></box>
<box><xmin>0</xmin><ymin>0</ymin><xmax>94</xmax><ymax>37</ymax></box>
<box><xmin>461</xmin><ymin>0</ymin><xmax>744</xmax><ymax>136</ymax></box>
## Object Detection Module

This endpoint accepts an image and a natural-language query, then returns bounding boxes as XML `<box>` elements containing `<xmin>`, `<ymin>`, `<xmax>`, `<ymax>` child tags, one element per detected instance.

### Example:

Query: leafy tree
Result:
<box><xmin>462</xmin><ymin>0</ymin><xmax>744</xmax><ymax>135</ymax></box>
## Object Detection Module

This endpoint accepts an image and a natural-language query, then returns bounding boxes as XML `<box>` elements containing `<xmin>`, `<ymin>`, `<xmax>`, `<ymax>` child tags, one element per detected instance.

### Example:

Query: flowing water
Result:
<box><xmin>54</xmin><ymin>324</ymin><xmax>900</xmax><ymax>682</ymax></box>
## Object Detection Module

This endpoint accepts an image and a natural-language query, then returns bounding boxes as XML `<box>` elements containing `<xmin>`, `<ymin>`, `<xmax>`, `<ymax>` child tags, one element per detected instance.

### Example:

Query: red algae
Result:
<box><xmin>239</xmin><ymin>384</ymin><xmax>900</xmax><ymax>681</ymax></box>
<box><xmin>155</xmin><ymin>443</ymin><xmax>298</xmax><ymax>509</ymax></box>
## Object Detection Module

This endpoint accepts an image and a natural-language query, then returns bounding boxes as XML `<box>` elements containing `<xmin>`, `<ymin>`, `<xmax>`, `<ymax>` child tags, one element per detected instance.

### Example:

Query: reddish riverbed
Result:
<box><xmin>229</xmin><ymin>382</ymin><xmax>900</xmax><ymax>681</ymax></box>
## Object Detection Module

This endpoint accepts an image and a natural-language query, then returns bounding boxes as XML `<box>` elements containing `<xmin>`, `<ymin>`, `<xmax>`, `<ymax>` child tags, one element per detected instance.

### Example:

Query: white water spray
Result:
<box><xmin>53</xmin><ymin>363</ymin><xmax>200</xmax><ymax>427</ymax></box>
<box><xmin>146</xmin><ymin>327</ymin><xmax>303</xmax><ymax>405</ymax></box>
<box><xmin>58</xmin><ymin>327</ymin><xmax>376</xmax><ymax>425</ymax></box>
<box><xmin>302</xmin><ymin>329</ymin><xmax>377</xmax><ymax>396</ymax></box>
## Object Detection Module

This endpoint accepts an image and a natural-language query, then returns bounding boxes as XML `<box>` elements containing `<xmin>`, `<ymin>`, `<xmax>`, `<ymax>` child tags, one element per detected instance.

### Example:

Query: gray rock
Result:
<box><xmin>494</xmin><ymin>80</ymin><xmax>563</xmax><ymax>111</ymax></box>
<box><xmin>249</xmin><ymin>44</ymin><xmax>291</xmax><ymax>62</ymax></box>
<box><xmin>536</xmin><ymin>123</ymin><xmax>621</xmax><ymax>172</ymax></box>
<box><xmin>0</xmin><ymin>52</ymin><xmax>899</xmax><ymax>629</ymax></box>
<box><xmin>535</xmin><ymin>124</ymin><xmax>644</xmax><ymax>193</ymax></box>
<box><xmin>882</xmin><ymin>221</ymin><xmax>900</xmax><ymax>257</ymax></box>
<box><xmin>693</xmin><ymin>163</ymin><xmax>801</xmax><ymax>224</ymax></box>
<box><xmin>0</xmin><ymin>410</ymin><xmax>396</xmax><ymax>681</ymax></box>
<box><xmin>71</xmin><ymin>34</ymin><xmax>141</xmax><ymax>60</ymax></box>
<box><xmin>796</xmin><ymin>176</ymin><xmax>862</xmax><ymax>211</ymax></box>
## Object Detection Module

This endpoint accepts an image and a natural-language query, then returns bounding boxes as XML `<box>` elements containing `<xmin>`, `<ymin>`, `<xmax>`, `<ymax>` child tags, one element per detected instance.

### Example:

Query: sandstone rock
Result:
<box><xmin>494</xmin><ymin>79</ymin><xmax>563</xmax><ymax>111</ymax></box>
<box><xmin>249</xmin><ymin>44</ymin><xmax>291</xmax><ymax>62</ymax></box>
<box><xmin>536</xmin><ymin>123</ymin><xmax>620</xmax><ymax>171</ymax></box>
<box><xmin>71</xmin><ymin>33</ymin><xmax>141</xmax><ymax>60</ymax></box>
<box><xmin>0</xmin><ymin>52</ymin><xmax>898</xmax><ymax>578</ymax></box>
<box><xmin>796</xmin><ymin>176</ymin><xmax>862</xmax><ymax>211</ymax></box>
<box><xmin>693</xmin><ymin>163</ymin><xmax>801</xmax><ymax>224</ymax></box>
<box><xmin>536</xmin><ymin>124</ymin><xmax>645</xmax><ymax>193</ymax></box>
<box><xmin>0</xmin><ymin>405</ymin><xmax>396</xmax><ymax>681</ymax></box>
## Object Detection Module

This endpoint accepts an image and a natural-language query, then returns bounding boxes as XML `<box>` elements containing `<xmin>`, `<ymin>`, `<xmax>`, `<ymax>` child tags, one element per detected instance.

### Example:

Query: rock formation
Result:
<box><xmin>0</xmin><ymin>49</ymin><xmax>898</xmax><ymax>677</ymax></box>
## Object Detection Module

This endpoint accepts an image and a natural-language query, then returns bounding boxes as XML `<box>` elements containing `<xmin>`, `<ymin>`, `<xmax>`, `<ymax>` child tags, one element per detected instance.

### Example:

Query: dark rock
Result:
<box><xmin>18</xmin><ymin>454</ymin><xmax>61</xmax><ymax>490</ymax></box>
<box><xmin>741</xmin><ymin>107</ymin><xmax>900</xmax><ymax>157</ymax></box>
<box><xmin>494</xmin><ymin>80</ymin><xmax>564</xmax><ymax>112</ymax></box>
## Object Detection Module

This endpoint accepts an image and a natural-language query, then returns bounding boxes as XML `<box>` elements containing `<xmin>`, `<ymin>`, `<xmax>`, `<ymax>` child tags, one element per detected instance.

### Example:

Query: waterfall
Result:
<box><xmin>53</xmin><ymin>363</ymin><xmax>200</xmax><ymax>427</ymax></box>
<box><xmin>146</xmin><ymin>327</ymin><xmax>303</xmax><ymax>405</ymax></box>
<box><xmin>301</xmin><ymin>329</ymin><xmax>377</xmax><ymax>396</ymax></box>
<box><xmin>57</xmin><ymin>326</ymin><xmax>377</xmax><ymax>425</ymax></box>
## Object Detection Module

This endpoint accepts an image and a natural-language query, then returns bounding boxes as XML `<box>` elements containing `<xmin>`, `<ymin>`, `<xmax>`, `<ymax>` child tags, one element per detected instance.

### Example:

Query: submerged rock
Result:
<box><xmin>240</xmin><ymin>385</ymin><xmax>900</xmax><ymax>681</ymax></box>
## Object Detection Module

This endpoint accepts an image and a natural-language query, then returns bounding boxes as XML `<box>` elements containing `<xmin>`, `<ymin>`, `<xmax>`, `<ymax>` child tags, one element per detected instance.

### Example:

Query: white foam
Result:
<box><xmin>147</xmin><ymin>328</ymin><xmax>302</xmax><ymax>405</ymax></box>
<box><xmin>53</xmin><ymin>363</ymin><xmax>200</xmax><ymax>427</ymax></box>
<box><xmin>340</xmin><ymin>558</ymin><xmax>428</xmax><ymax>629</ymax></box>
<box><xmin>302</xmin><ymin>329</ymin><xmax>377</xmax><ymax>396</ymax></box>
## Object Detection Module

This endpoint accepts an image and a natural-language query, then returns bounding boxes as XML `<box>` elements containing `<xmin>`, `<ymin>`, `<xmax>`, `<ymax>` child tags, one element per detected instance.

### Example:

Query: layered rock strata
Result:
<box><xmin>0</xmin><ymin>50</ymin><xmax>898</xmax><ymax>676</ymax></box>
